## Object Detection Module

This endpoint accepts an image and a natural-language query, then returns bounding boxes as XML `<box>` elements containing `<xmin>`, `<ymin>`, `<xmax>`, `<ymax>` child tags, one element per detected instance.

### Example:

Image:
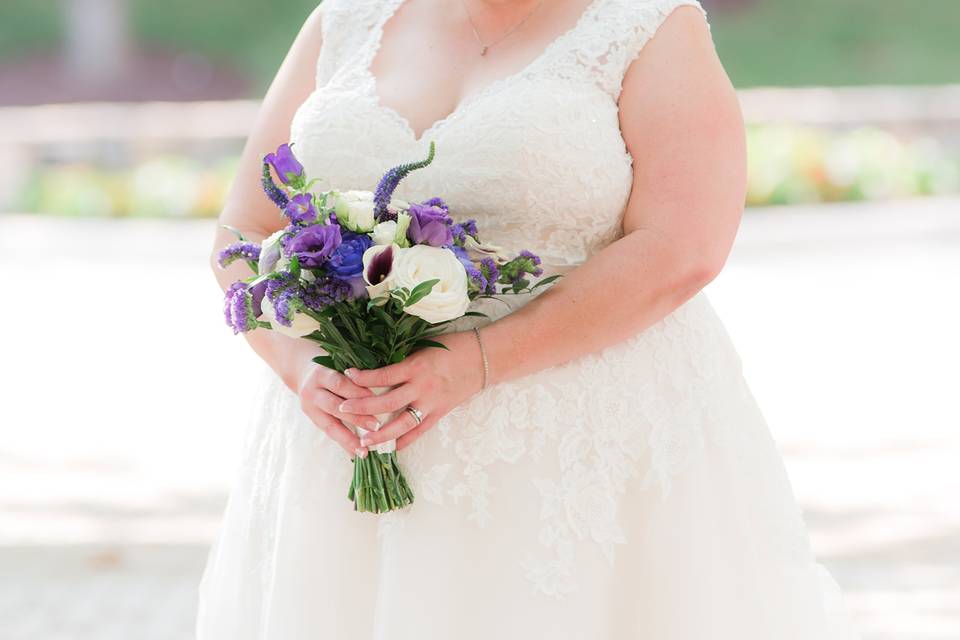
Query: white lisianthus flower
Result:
<box><xmin>334</xmin><ymin>190</ymin><xmax>408</xmax><ymax>233</ymax></box>
<box><xmin>260</xmin><ymin>295</ymin><xmax>321</xmax><ymax>338</ymax></box>
<box><xmin>370</xmin><ymin>220</ymin><xmax>399</xmax><ymax>246</ymax></box>
<box><xmin>362</xmin><ymin>243</ymin><xmax>402</xmax><ymax>303</ymax></box>
<box><xmin>463</xmin><ymin>235</ymin><xmax>512</xmax><ymax>264</ymax></box>
<box><xmin>257</xmin><ymin>229</ymin><xmax>286</xmax><ymax>274</ymax></box>
<box><xmin>334</xmin><ymin>189</ymin><xmax>377</xmax><ymax>232</ymax></box>
<box><xmin>392</xmin><ymin>245</ymin><xmax>470</xmax><ymax>324</ymax></box>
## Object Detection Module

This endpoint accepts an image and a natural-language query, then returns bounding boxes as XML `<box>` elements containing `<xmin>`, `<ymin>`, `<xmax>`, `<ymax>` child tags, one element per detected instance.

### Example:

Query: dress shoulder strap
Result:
<box><xmin>545</xmin><ymin>0</ymin><xmax>711</xmax><ymax>100</ymax></box>
<box><xmin>314</xmin><ymin>0</ymin><xmax>389</xmax><ymax>88</ymax></box>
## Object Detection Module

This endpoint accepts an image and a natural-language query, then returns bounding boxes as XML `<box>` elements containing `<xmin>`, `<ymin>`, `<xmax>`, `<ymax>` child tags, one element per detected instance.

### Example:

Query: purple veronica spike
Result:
<box><xmin>217</xmin><ymin>242</ymin><xmax>261</xmax><ymax>269</ymax></box>
<box><xmin>264</xmin><ymin>143</ymin><xmax>304</xmax><ymax>185</ymax></box>
<box><xmin>261</xmin><ymin>161</ymin><xmax>289</xmax><ymax>209</ymax></box>
<box><xmin>406</xmin><ymin>201</ymin><xmax>453</xmax><ymax>247</ymax></box>
<box><xmin>373</xmin><ymin>141</ymin><xmax>436</xmax><ymax>222</ymax></box>
<box><xmin>283</xmin><ymin>193</ymin><xmax>318</xmax><ymax>225</ymax></box>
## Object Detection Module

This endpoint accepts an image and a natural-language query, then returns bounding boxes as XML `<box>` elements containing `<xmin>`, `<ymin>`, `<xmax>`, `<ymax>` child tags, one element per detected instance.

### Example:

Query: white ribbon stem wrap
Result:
<box><xmin>352</xmin><ymin>384</ymin><xmax>398</xmax><ymax>455</ymax></box>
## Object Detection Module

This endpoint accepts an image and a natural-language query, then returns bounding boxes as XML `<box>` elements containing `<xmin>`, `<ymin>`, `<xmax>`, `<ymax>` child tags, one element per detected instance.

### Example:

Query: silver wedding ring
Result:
<box><xmin>405</xmin><ymin>405</ymin><xmax>424</xmax><ymax>425</ymax></box>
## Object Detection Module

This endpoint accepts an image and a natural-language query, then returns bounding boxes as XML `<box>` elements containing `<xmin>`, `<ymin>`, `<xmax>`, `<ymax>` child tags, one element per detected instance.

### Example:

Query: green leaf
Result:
<box><xmin>289</xmin><ymin>255</ymin><xmax>301</xmax><ymax>279</ymax></box>
<box><xmin>312</xmin><ymin>354</ymin><xmax>337</xmax><ymax>370</ymax></box>
<box><xmin>412</xmin><ymin>339</ymin><xmax>450</xmax><ymax>351</ymax></box>
<box><xmin>512</xmin><ymin>278</ymin><xmax>530</xmax><ymax>293</ymax></box>
<box><xmin>462</xmin><ymin>310</ymin><xmax>489</xmax><ymax>318</ymax></box>
<box><xmin>406</xmin><ymin>279</ymin><xmax>440</xmax><ymax>307</ymax></box>
<box><xmin>531</xmin><ymin>274</ymin><xmax>563</xmax><ymax>290</ymax></box>
<box><xmin>221</xmin><ymin>224</ymin><xmax>247</xmax><ymax>241</ymax></box>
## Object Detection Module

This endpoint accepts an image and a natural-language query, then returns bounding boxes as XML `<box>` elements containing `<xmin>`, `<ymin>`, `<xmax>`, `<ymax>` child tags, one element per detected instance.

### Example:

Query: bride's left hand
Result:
<box><xmin>337</xmin><ymin>330</ymin><xmax>485</xmax><ymax>451</ymax></box>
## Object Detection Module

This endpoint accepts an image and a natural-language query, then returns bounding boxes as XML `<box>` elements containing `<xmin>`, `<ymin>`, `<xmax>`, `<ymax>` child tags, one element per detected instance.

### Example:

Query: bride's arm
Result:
<box><xmin>341</xmin><ymin>7</ymin><xmax>744</xmax><ymax>449</ymax></box>
<box><xmin>483</xmin><ymin>7</ymin><xmax>744</xmax><ymax>384</ymax></box>
<box><xmin>211</xmin><ymin>6</ymin><xmax>377</xmax><ymax>454</ymax></box>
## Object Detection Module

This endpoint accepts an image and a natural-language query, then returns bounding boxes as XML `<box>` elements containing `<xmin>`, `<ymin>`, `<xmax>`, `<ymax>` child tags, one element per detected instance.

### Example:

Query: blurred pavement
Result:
<box><xmin>1</xmin><ymin>198</ymin><xmax>958</xmax><ymax>639</ymax></box>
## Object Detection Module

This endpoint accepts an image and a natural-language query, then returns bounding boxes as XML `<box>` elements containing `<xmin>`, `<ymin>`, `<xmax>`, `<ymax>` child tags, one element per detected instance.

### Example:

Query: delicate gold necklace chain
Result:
<box><xmin>458</xmin><ymin>0</ymin><xmax>547</xmax><ymax>56</ymax></box>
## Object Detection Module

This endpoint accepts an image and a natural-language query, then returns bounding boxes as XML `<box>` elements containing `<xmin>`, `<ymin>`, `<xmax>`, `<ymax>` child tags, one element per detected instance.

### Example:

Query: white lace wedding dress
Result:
<box><xmin>196</xmin><ymin>0</ymin><xmax>860</xmax><ymax>637</ymax></box>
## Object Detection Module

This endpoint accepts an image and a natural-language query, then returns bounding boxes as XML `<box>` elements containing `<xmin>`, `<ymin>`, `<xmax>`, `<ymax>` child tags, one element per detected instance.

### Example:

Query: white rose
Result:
<box><xmin>334</xmin><ymin>189</ymin><xmax>377</xmax><ymax>232</ymax></box>
<box><xmin>361</xmin><ymin>243</ymin><xmax>401</xmax><ymax>302</ymax></box>
<box><xmin>463</xmin><ymin>235</ymin><xmax>512</xmax><ymax>264</ymax></box>
<box><xmin>370</xmin><ymin>220</ymin><xmax>398</xmax><ymax>246</ymax></box>
<box><xmin>392</xmin><ymin>245</ymin><xmax>470</xmax><ymax>324</ymax></box>
<box><xmin>257</xmin><ymin>229</ymin><xmax>286</xmax><ymax>274</ymax></box>
<box><xmin>260</xmin><ymin>295</ymin><xmax>321</xmax><ymax>338</ymax></box>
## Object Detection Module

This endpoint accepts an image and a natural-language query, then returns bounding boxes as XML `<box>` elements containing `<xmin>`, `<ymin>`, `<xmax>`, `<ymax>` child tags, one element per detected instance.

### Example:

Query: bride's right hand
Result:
<box><xmin>296</xmin><ymin>361</ymin><xmax>379</xmax><ymax>458</ymax></box>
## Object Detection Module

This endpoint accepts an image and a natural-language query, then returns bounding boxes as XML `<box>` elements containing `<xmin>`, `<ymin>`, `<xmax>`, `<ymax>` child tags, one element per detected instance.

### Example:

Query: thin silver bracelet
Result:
<box><xmin>473</xmin><ymin>326</ymin><xmax>489</xmax><ymax>390</ymax></box>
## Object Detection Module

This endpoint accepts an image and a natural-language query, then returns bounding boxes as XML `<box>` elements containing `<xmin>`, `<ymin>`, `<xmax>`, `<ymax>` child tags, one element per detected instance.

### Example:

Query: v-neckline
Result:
<box><xmin>363</xmin><ymin>0</ymin><xmax>605</xmax><ymax>144</ymax></box>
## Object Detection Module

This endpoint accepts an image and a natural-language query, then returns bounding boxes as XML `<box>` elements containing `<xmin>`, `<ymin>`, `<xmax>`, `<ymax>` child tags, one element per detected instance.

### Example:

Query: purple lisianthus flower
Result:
<box><xmin>407</xmin><ymin>201</ymin><xmax>453</xmax><ymax>247</ymax></box>
<box><xmin>283</xmin><ymin>193</ymin><xmax>318</xmax><ymax>225</ymax></box>
<box><xmin>217</xmin><ymin>242</ymin><xmax>261</xmax><ymax>269</ymax></box>
<box><xmin>285</xmin><ymin>223</ymin><xmax>342</xmax><ymax>268</ymax></box>
<box><xmin>327</xmin><ymin>231</ymin><xmax>373</xmax><ymax>278</ymax></box>
<box><xmin>264</xmin><ymin>143</ymin><xmax>304</xmax><ymax>185</ymax></box>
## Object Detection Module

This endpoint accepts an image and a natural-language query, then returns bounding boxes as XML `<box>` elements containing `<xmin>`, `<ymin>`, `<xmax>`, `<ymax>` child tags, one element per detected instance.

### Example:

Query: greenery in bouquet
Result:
<box><xmin>218</xmin><ymin>140</ymin><xmax>559</xmax><ymax>514</ymax></box>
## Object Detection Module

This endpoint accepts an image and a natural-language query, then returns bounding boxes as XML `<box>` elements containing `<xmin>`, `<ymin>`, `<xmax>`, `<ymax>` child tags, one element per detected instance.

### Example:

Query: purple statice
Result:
<box><xmin>327</xmin><ymin>231</ymin><xmax>372</xmax><ymax>278</ymax></box>
<box><xmin>303</xmin><ymin>275</ymin><xmax>354</xmax><ymax>311</ymax></box>
<box><xmin>217</xmin><ymin>242</ymin><xmax>261</xmax><ymax>269</ymax></box>
<box><xmin>479</xmin><ymin>258</ymin><xmax>500</xmax><ymax>295</ymax></box>
<box><xmin>283</xmin><ymin>193</ymin><xmax>318</xmax><ymax>225</ymax></box>
<box><xmin>519</xmin><ymin>249</ymin><xmax>544</xmax><ymax>277</ymax></box>
<box><xmin>285</xmin><ymin>223</ymin><xmax>342</xmax><ymax>268</ymax></box>
<box><xmin>264</xmin><ymin>143</ymin><xmax>304</xmax><ymax>185</ymax></box>
<box><xmin>498</xmin><ymin>249</ymin><xmax>543</xmax><ymax>289</ymax></box>
<box><xmin>373</xmin><ymin>141</ymin><xmax>436</xmax><ymax>222</ymax></box>
<box><xmin>261</xmin><ymin>161</ymin><xmax>289</xmax><ymax>209</ymax></box>
<box><xmin>420</xmin><ymin>196</ymin><xmax>449</xmax><ymax>213</ymax></box>
<box><xmin>223</xmin><ymin>282</ymin><xmax>257</xmax><ymax>334</ymax></box>
<box><xmin>406</xmin><ymin>201</ymin><xmax>453</xmax><ymax>247</ymax></box>
<box><xmin>264</xmin><ymin>273</ymin><xmax>304</xmax><ymax>327</ymax></box>
<box><xmin>451</xmin><ymin>244</ymin><xmax>487</xmax><ymax>293</ymax></box>
<box><xmin>450</xmin><ymin>218</ymin><xmax>479</xmax><ymax>246</ymax></box>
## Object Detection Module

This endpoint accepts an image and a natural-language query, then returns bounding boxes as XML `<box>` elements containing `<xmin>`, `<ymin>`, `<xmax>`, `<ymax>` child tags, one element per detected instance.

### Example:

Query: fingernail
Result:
<box><xmin>344</xmin><ymin>368</ymin><xmax>356</xmax><ymax>377</ymax></box>
<box><xmin>338</xmin><ymin>402</ymin><xmax>349</xmax><ymax>412</ymax></box>
<box><xmin>366</xmin><ymin>420</ymin><xmax>380</xmax><ymax>430</ymax></box>
<box><xmin>360</xmin><ymin>437</ymin><xmax>372</xmax><ymax>447</ymax></box>
<box><xmin>354</xmin><ymin>447</ymin><xmax>367</xmax><ymax>458</ymax></box>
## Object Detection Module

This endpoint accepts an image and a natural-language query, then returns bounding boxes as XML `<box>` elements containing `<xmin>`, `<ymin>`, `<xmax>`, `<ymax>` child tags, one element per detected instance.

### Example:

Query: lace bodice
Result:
<box><xmin>291</xmin><ymin>0</ymin><xmax>710</xmax><ymax>266</ymax></box>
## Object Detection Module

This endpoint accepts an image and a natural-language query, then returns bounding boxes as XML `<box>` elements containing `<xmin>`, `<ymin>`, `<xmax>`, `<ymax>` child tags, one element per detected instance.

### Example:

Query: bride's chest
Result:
<box><xmin>290</xmin><ymin>73</ymin><xmax>636</xmax><ymax>263</ymax></box>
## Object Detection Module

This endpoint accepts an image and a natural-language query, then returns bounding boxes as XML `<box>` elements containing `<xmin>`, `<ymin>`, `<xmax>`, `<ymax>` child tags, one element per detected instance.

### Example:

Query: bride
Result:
<box><xmin>197</xmin><ymin>0</ymin><xmax>860</xmax><ymax>638</ymax></box>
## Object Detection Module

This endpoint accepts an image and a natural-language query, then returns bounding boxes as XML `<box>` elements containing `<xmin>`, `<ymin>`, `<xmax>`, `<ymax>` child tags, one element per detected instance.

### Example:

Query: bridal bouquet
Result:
<box><xmin>219</xmin><ymin>140</ymin><xmax>559</xmax><ymax>514</ymax></box>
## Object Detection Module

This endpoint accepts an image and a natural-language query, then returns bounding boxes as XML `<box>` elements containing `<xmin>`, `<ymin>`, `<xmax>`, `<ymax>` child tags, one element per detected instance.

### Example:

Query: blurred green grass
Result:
<box><xmin>1</xmin><ymin>0</ymin><xmax>959</xmax><ymax>90</ymax></box>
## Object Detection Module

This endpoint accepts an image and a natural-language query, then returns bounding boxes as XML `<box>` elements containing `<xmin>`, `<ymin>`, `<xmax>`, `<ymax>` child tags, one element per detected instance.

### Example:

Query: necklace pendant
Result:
<box><xmin>480</xmin><ymin>45</ymin><xmax>488</xmax><ymax>56</ymax></box>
